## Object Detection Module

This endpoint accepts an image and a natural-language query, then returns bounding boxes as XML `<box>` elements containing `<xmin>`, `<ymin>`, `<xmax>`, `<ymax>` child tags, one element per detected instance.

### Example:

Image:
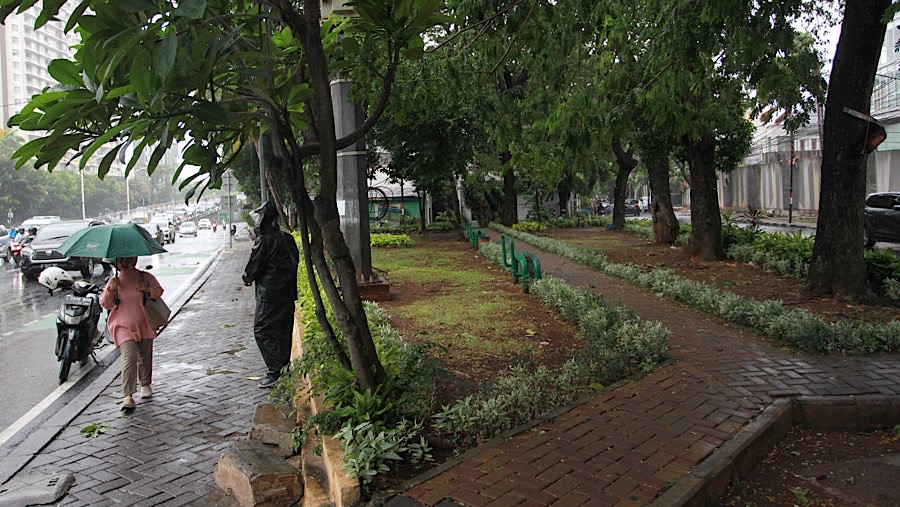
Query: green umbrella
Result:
<box><xmin>57</xmin><ymin>223</ymin><xmax>168</xmax><ymax>259</ymax></box>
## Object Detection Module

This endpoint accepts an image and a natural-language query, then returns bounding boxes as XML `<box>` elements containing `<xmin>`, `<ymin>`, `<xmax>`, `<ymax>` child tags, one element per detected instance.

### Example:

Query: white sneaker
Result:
<box><xmin>140</xmin><ymin>385</ymin><xmax>152</xmax><ymax>399</ymax></box>
<box><xmin>122</xmin><ymin>395</ymin><xmax>135</xmax><ymax>409</ymax></box>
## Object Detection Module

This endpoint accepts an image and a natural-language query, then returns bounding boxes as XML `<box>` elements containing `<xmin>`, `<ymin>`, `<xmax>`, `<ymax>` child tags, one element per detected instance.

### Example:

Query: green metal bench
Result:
<box><xmin>500</xmin><ymin>235</ymin><xmax>542</xmax><ymax>293</ymax></box>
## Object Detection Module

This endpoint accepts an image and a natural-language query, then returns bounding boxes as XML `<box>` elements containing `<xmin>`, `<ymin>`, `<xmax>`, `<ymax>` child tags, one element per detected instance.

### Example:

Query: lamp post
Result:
<box><xmin>226</xmin><ymin>170</ymin><xmax>233</xmax><ymax>249</ymax></box>
<box><xmin>80</xmin><ymin>169</ymin><xmax>86</xmax><ymax>219</ymax></box>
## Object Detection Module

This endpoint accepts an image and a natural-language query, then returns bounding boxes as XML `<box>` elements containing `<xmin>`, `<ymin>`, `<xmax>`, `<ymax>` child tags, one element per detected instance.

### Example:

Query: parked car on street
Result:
<box><xmin>0</xmin><ymin>225</ymin><xmax>10</xmax><ymax>262</ymax></box>
<box><xmin>20</xmin><ymin>215</ymin><xmax>61</xmax><ymax>230</ymax></box>
<box><xmin>20</xmin><ymin>219</ymin><xmax>105</xmax><ymax>280</ymax></box>
<box><xmin>178</xmin><ymin>221</ymin><xmax>198</xmax><ymax>237</ymax></box>
<box><xmin>864</xmin><ymin>192</ymin><xmax>900</xmax><ymax>247</ymax></box>
<box><xmin>624</xmin><ymin>199</ymin><xmax>642</xmax><ymax>216</ymax></box>
<box><xmin>197</xmin><ymin>218</ymin><xmax>211</xmax><ymax>229</ymax></box>
<box><xmin>140</xmin><ymin>222</ymin><xmax>166</xmax><ymax>246</ymax></box>
<box><xmin>149</xmin><ymin>216</ymin><xmax>176</xmax><ymax>244</ymax></box>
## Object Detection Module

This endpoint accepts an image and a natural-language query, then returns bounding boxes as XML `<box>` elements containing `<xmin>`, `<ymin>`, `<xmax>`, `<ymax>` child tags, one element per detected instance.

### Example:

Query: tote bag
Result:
<box><xmin>139</xmin><ymin>271</ymin><xmax>171</xmax><ymax>333</ymax></box>
<box><xmin>144</xmin><ymin>296</ymin><xmax>171</xmax><ymax>334</ymax></box>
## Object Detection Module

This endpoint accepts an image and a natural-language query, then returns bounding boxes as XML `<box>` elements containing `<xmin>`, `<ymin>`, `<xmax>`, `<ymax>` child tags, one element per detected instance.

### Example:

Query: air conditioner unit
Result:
<box><xmin>321</xmin><ymin>0</ymin><xmax>357</xmax><ymax>18</ymax></box>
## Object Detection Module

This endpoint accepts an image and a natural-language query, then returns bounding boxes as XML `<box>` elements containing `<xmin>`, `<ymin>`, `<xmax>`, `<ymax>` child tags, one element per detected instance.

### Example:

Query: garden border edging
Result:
<box><xmin>649</xmin><ymin>395</ymin><xmax>900</xmax><ymax>506</ymax></box>
<box><xmin>292</xmin><ymin>306</ymin><xmax>362</xmax><ymax>507</ymax></box>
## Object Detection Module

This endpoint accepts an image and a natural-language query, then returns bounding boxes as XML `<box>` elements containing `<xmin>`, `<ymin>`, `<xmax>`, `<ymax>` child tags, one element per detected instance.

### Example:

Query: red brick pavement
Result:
<box><xmin>399</xmin><ymin>239</ymin><xmax>900</xmax><ymax>506</ymax></box>
<box><xmin>1</xmin><ymin>239</ymin><xmax>265</xmax><ymax>506</ymax></box>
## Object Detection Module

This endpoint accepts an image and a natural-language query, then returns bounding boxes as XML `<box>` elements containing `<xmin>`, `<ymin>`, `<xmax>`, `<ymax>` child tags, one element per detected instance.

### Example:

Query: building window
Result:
<box><xmin>11</xmin><ymin>36</ymin><xmax>18</xmax><ymax>43</ymax></box>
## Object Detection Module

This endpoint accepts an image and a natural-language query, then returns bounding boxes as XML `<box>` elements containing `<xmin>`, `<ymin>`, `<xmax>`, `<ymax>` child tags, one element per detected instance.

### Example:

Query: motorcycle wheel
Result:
<box><xmin>59</xmin><ymin>358</ymin><xmax>72</xmax><ymax>384</ymax></box>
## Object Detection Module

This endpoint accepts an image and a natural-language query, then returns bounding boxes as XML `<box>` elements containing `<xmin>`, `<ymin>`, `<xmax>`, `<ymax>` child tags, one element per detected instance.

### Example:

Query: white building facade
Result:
<box><xmin>722</xmin><ymin>13</ymin><xmax>900</xmax><ymax>216</ymax></box>
<box><xmin>0</xmin><ymin>5</ymin><xmax>80</xmax><ymax>130</ymax></box>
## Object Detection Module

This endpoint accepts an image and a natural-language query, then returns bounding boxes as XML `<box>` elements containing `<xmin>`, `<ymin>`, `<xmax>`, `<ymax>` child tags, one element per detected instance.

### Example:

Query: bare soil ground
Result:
<box><xmin>369</xmin><ymin>228</ymin><xmax>900</xmax><ymax>502</ymax></box>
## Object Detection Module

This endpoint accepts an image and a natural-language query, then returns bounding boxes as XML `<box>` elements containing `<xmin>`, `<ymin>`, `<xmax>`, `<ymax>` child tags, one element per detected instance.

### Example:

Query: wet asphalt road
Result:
<box><xmin>0</xmin><ymin>226</ymin><xmax>230</xmax><ymax>434</ymax></box>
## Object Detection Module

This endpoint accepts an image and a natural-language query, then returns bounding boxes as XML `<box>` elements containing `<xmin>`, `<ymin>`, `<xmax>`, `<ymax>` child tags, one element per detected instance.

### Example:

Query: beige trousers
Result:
<box><xmin>120</xmin><ymin>339</ymin><xmax>153</xmax><ymax>396</ymax></box>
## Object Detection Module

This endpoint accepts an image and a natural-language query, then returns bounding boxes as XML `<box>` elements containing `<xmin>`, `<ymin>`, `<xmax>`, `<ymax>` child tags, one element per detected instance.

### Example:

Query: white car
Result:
<box><xmin>178</xmin><ymin>221</ymin><xmax>198</xmax><ymax>237</ymax></box>
<box><xmin>197</xmin><ymin>218</ymin><xmax>211</xmax><ymax>229</ymax></box>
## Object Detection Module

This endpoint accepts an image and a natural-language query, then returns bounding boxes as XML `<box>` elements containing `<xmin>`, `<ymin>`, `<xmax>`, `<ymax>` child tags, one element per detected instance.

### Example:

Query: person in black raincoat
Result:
<box><xmin>242</xmin><ymin>201</ymin><xmax>300</xmax><ymax>388</ymax></box>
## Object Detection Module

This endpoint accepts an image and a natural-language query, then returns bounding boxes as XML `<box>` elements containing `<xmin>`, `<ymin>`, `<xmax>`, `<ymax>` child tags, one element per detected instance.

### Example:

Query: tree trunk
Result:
<box><xmin>557</xmin><ymin>171</ymin><xmax>573</xmax><ymax>217</ymax></box>
<box><xmin>447</xmin><ymin>176</ymin><xmax>463</xmax><ymax>232</ymax></box>
<box><xmin>298</xmin><ymin>0</ymin><xmax>384</xmax><ymax>390</ymax></box>
<box><xmin>682</xmin><ymin>133</ymin><xmax>723</xmax><ymax>260</ymax></box>
<box><xmin>647</xmin><ymin>157</ymin><xmax>679</xmax><ymax>244</ymax></box>
<box><xmin>418</xmin><ymin>191</ymin><xmax>427</xmax><ymax>233</ymax></box>
<box><xmin>808</xmin><ymin>0</ymin><xmax>890</xmax><ymax>301</ymax></box>
<box><xmin>501</xmin><ymin>153</ymin><xmax>517</xmax><ymax>226</ymax></box>
<box><xmin>609</xmin><ymin>137</ymin><xmax>638</xmax><ymax>231</ymax></box>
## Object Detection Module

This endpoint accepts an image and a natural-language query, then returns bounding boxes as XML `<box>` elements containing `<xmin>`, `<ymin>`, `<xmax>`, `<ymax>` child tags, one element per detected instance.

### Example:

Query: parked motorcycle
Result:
<box><xmin>38</xmin><ymin>267</ymin><xmax>105</xmax><ymax>383</ymax></box>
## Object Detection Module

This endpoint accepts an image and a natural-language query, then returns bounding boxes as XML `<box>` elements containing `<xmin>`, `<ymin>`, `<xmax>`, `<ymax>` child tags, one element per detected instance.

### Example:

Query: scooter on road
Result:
<box><xmin>39</xmin><ymin>267</ymin><xmax>106</xmax><ymax>383</ymax></box>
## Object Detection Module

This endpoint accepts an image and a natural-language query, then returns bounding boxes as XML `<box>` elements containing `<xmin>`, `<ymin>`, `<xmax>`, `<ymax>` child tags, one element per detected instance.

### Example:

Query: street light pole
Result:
<box><xmin>125</xmin><ymin>172</ymin><xmax>131</xmax><ymax>217</ymax></box>
<box><xmin>227</xmin><ymin>170</ymin><xmax>233</xmax><ymax>249</ymax></box>
<box><xmin>80</xmin><ymin>170</ymin><xmax>86</xmax><ymax>219</ymax></box>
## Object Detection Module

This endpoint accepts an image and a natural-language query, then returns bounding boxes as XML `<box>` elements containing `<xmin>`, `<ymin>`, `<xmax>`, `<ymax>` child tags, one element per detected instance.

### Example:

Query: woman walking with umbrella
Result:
<box><xmin>100</xmin><ymin>257</ymin><xmax>164</xmax><ymax>410</ymax></box>
<box><xmin>57</xmin><ymin>223</ymin><xmax>169</xmax><ymax>410</ymax></box>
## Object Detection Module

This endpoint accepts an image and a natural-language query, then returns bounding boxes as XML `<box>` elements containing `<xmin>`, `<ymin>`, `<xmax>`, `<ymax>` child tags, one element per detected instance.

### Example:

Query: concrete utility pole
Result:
<box><xmin>331</xmin><ymin>77</ymin><xmax>372</xmax><ymax>282</ymax></box>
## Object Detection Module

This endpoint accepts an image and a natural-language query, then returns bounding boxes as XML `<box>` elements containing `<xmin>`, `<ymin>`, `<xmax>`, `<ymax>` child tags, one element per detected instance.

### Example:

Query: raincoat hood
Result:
<box><xmin>254</xmin><ymin>201</ymin><xmax>279</xmax><ymax>234</ymax></box>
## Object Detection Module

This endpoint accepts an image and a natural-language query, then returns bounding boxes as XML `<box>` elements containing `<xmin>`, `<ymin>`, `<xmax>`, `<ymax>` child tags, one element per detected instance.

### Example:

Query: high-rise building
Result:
<box><xmin>0</xmin><ymin>4</ymin><xmax>80</xmax><ymax>130</ymax></box>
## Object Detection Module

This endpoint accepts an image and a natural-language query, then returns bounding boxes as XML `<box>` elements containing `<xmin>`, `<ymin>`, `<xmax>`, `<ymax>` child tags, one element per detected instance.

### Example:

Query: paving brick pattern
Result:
<box><xmin>400</xmin><ymin>240</ymin><xmax>900</xmax><ymax>506</ymax></box>
<box><xmin>9</xmin><ymin>239</ymin><xmax>270</xmax><ymax>506</ymax></box>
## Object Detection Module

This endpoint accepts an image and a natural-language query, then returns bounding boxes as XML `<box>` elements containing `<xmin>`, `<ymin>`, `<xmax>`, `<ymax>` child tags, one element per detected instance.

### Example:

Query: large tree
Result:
<box><xmin>430</xmin><ymin>0</ymin><xmax>599</xmax><ymax>226</ymax></box>
<box><xmin>1</xmin><ymin>0</ymin><xmax>444</xmax><ymax>391</ymax></box>
<box><xmin>607</xmin><ymin>0</ymin><xmax>823</xmax><ymax>260</ymax></box>
<box><xmin>807</xmin><ymin>0</ymin><xmax>894</xmax><ymax>300</ymax></box>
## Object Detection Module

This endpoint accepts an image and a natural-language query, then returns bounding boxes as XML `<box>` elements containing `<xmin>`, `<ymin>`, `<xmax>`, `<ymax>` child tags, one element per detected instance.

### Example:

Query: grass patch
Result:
<box><xmin>373</xmin><ymin>246</ymin><xmax>494</xmax><ymax>286</ymax></box>
<box><xmin>395</xmin><ymin>294</ymin><xmax>530</xmax><ymax>355</ymax></box>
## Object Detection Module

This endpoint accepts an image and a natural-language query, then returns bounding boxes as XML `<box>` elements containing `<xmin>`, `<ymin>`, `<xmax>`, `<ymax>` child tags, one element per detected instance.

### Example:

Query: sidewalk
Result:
<box><xmin>392</xmin><ymin>234</ymin><xmax>900</xmax><ymax>506</ymax></box>
<box><xmin>0</xmin><ymin>236</ymin><xmax>266</xmax><ymax>506</ymax></box>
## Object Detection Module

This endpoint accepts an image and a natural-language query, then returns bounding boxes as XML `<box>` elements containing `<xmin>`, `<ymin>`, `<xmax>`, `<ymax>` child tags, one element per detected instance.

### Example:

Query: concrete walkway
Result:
<box><xmin>0</xmin><ymin>236</ymin><xmax>264</xmax><ymax>506</ymax></box>
<box><xmin>394</xmin><ymin>234</ymin><xmax>900</xmax><ymax>506</ymax></box>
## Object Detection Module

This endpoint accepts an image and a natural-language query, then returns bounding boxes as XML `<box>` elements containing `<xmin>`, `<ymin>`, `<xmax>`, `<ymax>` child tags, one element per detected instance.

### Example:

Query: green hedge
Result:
<box><xmin>491</xmin><ymin>223</ymin><xmax>900</xmax><ymax>354</ymax></box>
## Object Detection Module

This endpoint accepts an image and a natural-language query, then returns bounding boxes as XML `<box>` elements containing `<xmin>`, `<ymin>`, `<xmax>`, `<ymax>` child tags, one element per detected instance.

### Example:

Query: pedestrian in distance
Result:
<box><xmin>242</xmin><ymin>201</ymin><xmax>299</xmax><ymax>389</ymax></box>
<box><xmin>100</xmin><ymin>256</ymin><xmax>164</xmax><ymax>410</ymax></box>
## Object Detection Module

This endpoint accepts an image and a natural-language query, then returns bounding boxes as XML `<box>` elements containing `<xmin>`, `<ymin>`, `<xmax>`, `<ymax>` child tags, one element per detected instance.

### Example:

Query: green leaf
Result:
<box><xmin>80</xmin><ymin>422</ymin><xmax>110</xmax><ymax>438</ymax></box>
<box><xmin>174</xmin><ymin>0</ymin><xmax>206</xmax><ymax>20</ymax></box>
<box><xmin>80</xmin><ymin>123</ymin><xmax>131</xmax><ymax>169</ymax></box>
<box><xmin>288</xmin><ymin>83</ymin><xmax>313</xmax><ymax>104</ymax></box>
<box><xmin>105</xmin><ymin>84</ymin><xmax>137</xmax><ymax>100</ymax></box>
<box><xmin>98</xmin><ymin>143</ymin><xmax>124</xmax><ymax>179</ymax></box>
<box><xmin>47</xmin><ymin>59</ymin><xmax>83</xmax><ymax>86</ymax></box>
<box><xmin>11</xmin><ymin>136</ymin><xmax>49</xmax><ymax>169</ymax></box>
<box><xmin>156</xmin><ymin>29</ymin><xmax>177</xmax><ymax>79</ymax></box>
<box><xmin>191</xmin><ymin>102</ymin><xmax>229</xmax><ymax>124</ymax></box>
<box><xmin>14</xmin><ymin>91</ymin><xmax>69</xmax><ymax>117</ymax></box>
<box><xmin>401</xmin><ymin>35</ymin><xmax>424</xmax><ymax>60</ymax></box>
<box><xmin>64</xmin><ymin>0</ymin><xmax>92</xmax><ymax>33</ymax></box>
<box><xmin>130</xmin><ymin>52</ymin><xmax>153</xmax><ymax>102</ymax></box>
<box><xmin>119</xmin><ymin>0</ymin><xmax>157</xmax><ymax>13</ymax></box>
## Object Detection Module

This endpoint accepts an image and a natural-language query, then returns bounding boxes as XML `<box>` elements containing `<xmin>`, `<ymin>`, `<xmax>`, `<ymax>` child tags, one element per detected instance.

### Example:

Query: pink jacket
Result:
<box><xmin>99</xmin><ymin>268</ymin><xmax>164</xmax><ymax>346</ymax></box>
